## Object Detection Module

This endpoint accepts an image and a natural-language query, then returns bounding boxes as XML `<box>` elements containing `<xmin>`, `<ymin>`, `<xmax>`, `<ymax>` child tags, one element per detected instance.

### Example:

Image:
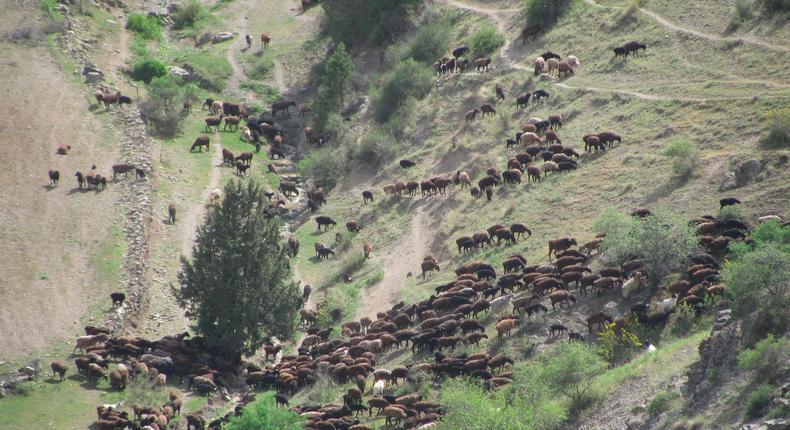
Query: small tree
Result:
<box><xmin>225</xmin><ymin>392</ymin><xmax>302</xmax><ymax>430</ymax></box>
<box><xmin>531</xmin><ymin>342</ymin><xmax>607</xmax><ymax>413</ymax></box>
<box><xmin>175</xmin><ymin>180</ymin><xmax>302</xmax><ymax>359</ymax></box>
<box><xmin>522</xmin><ymin>0</ymin><xmax>575</xmax><ymax>27</ymax></box>
<box><xmin>594</xmin><ymin>207</ymin><xmax>698</xmax><ymax>286</ymax></box>
<box><xmin>313</xmin><ymin>42</ymin><xmax>354</xmax><ymax>129</ymax></box>
<box><xmin>141</xmin><ymin>75</ymin><xmax>196</xmax><ymax>136</ymax></box>
<box><xmin>759</xmin><ymin>107</ymin><xmax>790</xmax><ymax>149</ymax></box>
<box><xmin>468</xmin><ymin>24</ymin><xmax>505</xmax><ymax>58</ymax></box>
<box><xmin>662</xmin><ymin>139</ymin><xmax>699</xmax><ymax>178</ymax></box>
<box><xmin>132</xmin><ymin>59</ymin><xmax>167</xmax><ymax>83</ymax></box>
<box><xmin>372</xmin><ymin>58</ymin><xmax>433</xmax><ymax>123</ymax></box>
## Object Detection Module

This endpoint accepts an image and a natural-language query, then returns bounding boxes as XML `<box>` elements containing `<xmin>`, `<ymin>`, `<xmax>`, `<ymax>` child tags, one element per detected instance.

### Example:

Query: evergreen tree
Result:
<box><xmin>175</xmin><ymin>179</ymin><xmax>301</xmax><ymax>359</ymax></box>
<box><xmin>314</xmin><ymin>42</ymin><xmax>354</xmax><ymax>129</ymax></box>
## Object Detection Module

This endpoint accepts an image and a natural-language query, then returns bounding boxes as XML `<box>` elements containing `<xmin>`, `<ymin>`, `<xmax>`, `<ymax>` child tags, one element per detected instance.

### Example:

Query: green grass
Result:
<box><xmin>173</xmin><ymin>48</ymin><xmax>233</xmax><ymax>91</ymax></box>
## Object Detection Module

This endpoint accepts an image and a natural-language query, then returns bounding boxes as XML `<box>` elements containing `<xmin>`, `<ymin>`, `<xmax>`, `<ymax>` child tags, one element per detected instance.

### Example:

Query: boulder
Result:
<box><xmin>169</xmin><ymin>66</ymin><xmax>190</xmax><ymax>78</ymax></box>
<box><xmin>720</xmin><ymin>159</ymin><xmax>764</xmax><ymax>191</ymax></box>
<box><xmin>685</xmin><ymin>310</ymin><xmax>742</xmax><ymax>399</ymax></box>
<box><xmin>85</xmin><ymin>72</ymin><xmax>102</xmax><ymax>83</ymax></box>
<box><xmin>197</xmin><ymin>32</ymin><xmax>213</xmax><ymax>46</ymax></box>
<box><xmin>211</xmin><ymin>32</ymin><xmax>235</xmax><ymax>44</ymax></box>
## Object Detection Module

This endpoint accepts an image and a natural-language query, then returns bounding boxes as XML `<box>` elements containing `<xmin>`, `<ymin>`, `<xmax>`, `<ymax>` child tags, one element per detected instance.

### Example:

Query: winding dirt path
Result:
<box><xmin>581</xmin><ymin>0</ymin><xmax>790</xmax><ymax>52</ymax></box>
<box><xmin>354</xmin><ymin>208</ymin><xmax>431</xmax><ymax>321</ymax></box>
<box><xmin>179</xmin><ymin>136</ymin><xmax>223</xmax><ymax>256</ymax></box>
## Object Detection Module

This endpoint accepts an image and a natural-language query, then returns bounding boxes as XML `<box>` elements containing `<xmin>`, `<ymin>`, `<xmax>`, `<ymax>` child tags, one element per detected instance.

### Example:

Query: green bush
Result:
<box><xmin>717</xmin><ymin>205</ymin><xmax>744</xmax><ymax>222</ymax></box>
<box><xmin>372</xmin><ymin>58</ymin><xmax>433</xmax><ymax>123</ymax></box>
<box><xmin>175</xmin><ymin>49</ymin><xmax>233</xmax><ymax>92</ymax></box>
<box><xmin>756</xmin><ymin>0</ymin><xmax>790</xmax><ymax>12</ymax></box>
<box><xmin>522</xmin><ymin>0</ymin><xmax>575</xmax><ymax>26</ymax></box>
<box><xmin>594</xmin><ymin>207</ymin><xmax>698</xmax><ymax>286</ymax></box>
<box><xmin>468</xmin><ymin>24</ymin><xmax>505</xmax><ymax>58</ymax></box>
<box><xmin>730</xmin><ymin>0</ymin><xmax>754</xmax><ymax>27</ymax></box>
<box><xmin>225</xmin><ymin>392</ymin><xmax>302</xmax><ymax>430</ymax></box>
<box><xmin>738</xmin><ymin>335</ymin><xmax>790</xmax><ymax>382</ymax></box>
<box><xmin>298</xmin><ymin>147</ymin><xmax>348</xmax><ymax>191</ymax></box>
<box><xmin>132</xmin><ymin>59</ymin><xmax>167</xmax><ymax>83</ymax></box>
<box><xmin>662</xmin><ymin>139</ymin><xmax>699</xmax><ymax>178</ymax></box>
<box><xmin>126</xmin><ymin>13</ymin><xmax>162</xmax><ymax>40</ymax></box>
<box><xmin>172</xmin><ymin>0</ymin><xmax>209</xmax><ymax>30</ymax></box>
<box><xmin>353</xmin><ymin>129</ymin><xmax>396</xmax><ymax>167</ymax></box>
<box><xmin>321</xmin><ymin>0</ymin><xmax>421</xmax><ymax>46</ymax></box>
<box><xmin>313</xmin><ymin>42</ymin><xmax>354</xmax><ymax>130</ymax></box>
<box><xmin>759</xmin><ymin>108</ymin><xmax>790</xmax><ymax>149</ymax></box>
<box><xmin>647</xmin><ymin>390</ymin><xmax>679</xmax><ymax>416</ymax></box>
<box><xmin>401</xmin><ymin>16</ymin><xmax>452</xmax><ymax>64</ymax></box>
<box><xmin>247</xmin><ymin>54</ymin><xmax>274</xmax><ymax>80</ymax></box>
<box><xmin>316</xmin><ymin>280</ymin><xmax>362</xmax><ymax>328</ymax></box>
<box><xmin>745</xmin><ymin>384</ymin><xmax>774</xmax><ymax>419</ymax></box>
<box><xmin>141</xmin><ymin>76</ymin><xmax>197</xmax><ymax>136</ymax></box>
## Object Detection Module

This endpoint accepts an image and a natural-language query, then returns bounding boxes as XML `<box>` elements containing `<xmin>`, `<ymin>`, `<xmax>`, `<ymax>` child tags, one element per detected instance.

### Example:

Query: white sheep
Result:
<box><xmin>654</xmin><ymin>295</ymin><xmax>678</xmax><ymax>315</ymax></box>
<box><xmin>240</xmin><ymin>126</ymin><xmax>253</xmax><ymax>143</ymax></box>
<box><xmin>566</xmin><ymin>55</ymin><xmax>581</xmax><ymax>70</ymax></box>
<box><xmin>621</xmin><ymin>272</ymin><xmax>646</xmax><ymax>298</ymax></box>
<box><xmin>490</xmin><ymin>293</ymin><xmax>514</xmax><ymax>313</ymax></box>
<box><xmin>758</xmin><ymin>215</ymin><xmax>782</xmax><ymax>224</ymax></box>
<box><xmin>209</xmin><ymin>188</ymin><xmax>222</xmax><ymax>206</ymax></box>
<box><xmin>373</xmin><ymin>379</ymin><xmax>385</xmax><ymax>397</ymax></box>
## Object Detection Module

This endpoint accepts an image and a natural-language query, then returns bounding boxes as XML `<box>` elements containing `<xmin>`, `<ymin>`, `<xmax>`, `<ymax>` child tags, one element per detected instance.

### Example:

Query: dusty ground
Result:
<box><xmin>0</xmin><ymin>8</ymin><xmax>119</xmax><ymax>361</ymax></box>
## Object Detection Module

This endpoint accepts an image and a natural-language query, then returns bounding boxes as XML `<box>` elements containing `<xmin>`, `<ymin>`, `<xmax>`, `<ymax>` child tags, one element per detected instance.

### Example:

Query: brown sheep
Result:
<box><xmin>421</xmin><ymin>260</ymin><xmax>440</xmax><ymax>279</ymax></box>
<box><xmin>384</xmin><ymin>406</ymin><xmax>407</xmax><ymax>426</ymax></box>
<box><xmin>363</xmin><ymin>243</ymin><xmax>373</xmax><ymax>260</ymax></box>
<box><xmin>346</xmin><ymin>220</ymin><xmax>362</xmax><ymax>233</ymax></box>
<box><xmin>527</xmin><ymin>166</ymin><xmax>542</xmax><ymax>183</ymax></box>
<box><xmin>495</xmin><ymin>319</ymin><xmax>518</xmax><ymax>338</ymax></box>
<box><xmin>587</xmin><ymin>312</ymin><xmax>613</xmax><ymax>333</ymax></box>
<box><xmin>56</xmin><ymin>144</ymin><xmax>71</xmax><ymax>155</ymax></box>
<box><xmin>546</xmin><ymin>130</ymin><xmax>561</xmax><ymax>144</ymax></box>
<box><xmin>549</xmin><ymin>114</ymin><xmax>563</xmax><ymax>129</ymax></box>
<box><xmin>190</xmin><ymin>135</ymin><xmax>210</xmax><ymax>152</ymax></box>
<box><xmin>480</xmin><ymin>103</ymin><xmax>496</xmax><ymax>117</ymax></box>
<box><xmin>520</xmin><ymin>132</ymin><xmax>542</xmax><ymax>146</ymax></box>
<box><xmin>260</xmin><ymin>32</ymin><xmax>271</xmax><ymax>49</ymax></box>
<box><xmin>474</xmin><ymin>57</ymin><xmax>491</xmax><ymax>72</ymax></box>
<box><xmin>557</xmin><ymin>61</ymin><xmax>574</xmax><ymax>77</ymax></box>
<box><xmin>50</xmin><ymin>361</ymin><xmax>67</xmax><ymax>380</ymax></box>
<box><xmin>511</xmin><ymin>224</ymin><xmax>532</xmax><ymax>240</ymax></box>
<box><xmin>223</xmin><ymin>115</ymin><xmax>240</xmax><ymax>132</ymax></box>
<box><xmin>548</xmin><ymin>237</ymin><xmax>577</xmax><ymax>260</ymax></box>
<box><xmin>168</xmin><ymin>203</ymin><xmax>177</xmax><ymax>224</ymax></box>
<box><xmin>454</xmin><ymin>170</ymin><xmax>472</xmax><ymax>189</ymax></box>
<box><xmin>495</xmin><ymin>82</ymin><xmax>506</xmax><ymax>100</ymax></box>
<box><xmin>204</xmin><ymin>114</ymin><xmax>223</xmax><ymax>132</ymax></box>
<box><xmin>543</xmin><ymin>161</ymin><xmax>559</xmax><ymax>177</ymax></box>
<box><xmin>549</xmin><ymin>290</ymin><xmax>576</xmax><ymax>310</ymax></box>
<box><xmin>465</xmin><ymin>108</ymin><xmax>480</xmax><ymax>122</ymax></box>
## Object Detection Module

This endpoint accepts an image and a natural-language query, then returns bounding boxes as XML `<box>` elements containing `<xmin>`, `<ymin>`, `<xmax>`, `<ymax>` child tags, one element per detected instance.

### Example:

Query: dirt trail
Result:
<box><xmin>273</xmin><ymin>60</ymin><xmax>287</xmax><ymax>94</ymax></box>
<box><xmin>581</xmin><ymin>0</ymin><xmax>790</xmax><ymax>52</ymax></box>
<box><xmin>355</xmin><ymin>208</ymin><xmax>431</xmax><ymax>321</ymax></box>
<box><xmin>179</xmin><ymin>138</ymin><xmax>224</xmax><ymax>256</ymax></box>
<box><xmin>226</xmin><ymin>16</ymin><xmax>255</xmax><ymax>102</ymax></box>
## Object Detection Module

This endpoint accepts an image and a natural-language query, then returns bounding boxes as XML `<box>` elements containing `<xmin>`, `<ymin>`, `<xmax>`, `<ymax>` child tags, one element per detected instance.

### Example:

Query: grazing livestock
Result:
<box><xmin>135</xmin><ymin>168</ymin><xmax>145</xmax><ymax>180</ymax></box>
<box><xmin>516</xmin><ymin>92</ymin><xmax>532</xmax><ymax>108</ymax></box>
<box><xmin>475</xmin><ymin>57</ymin><xmax>491</xmax><ymax>72</ymax></box>
<box><xmin>541</xmin><ymin>51</ymin><xmax>561</xmax><ymax>61</ymax></box>
<box><xmin>587</xmin><ymin>312</ymin><xmax>613</xmax><ymax>333</ymax></box>
<box><xmin>583</xmin><ymin>134</ymin><xmax>604</xmax><ymax>152</ymax></box>
<box><xmin>549</xmin><ymin>290</ymin><xmax>576</xmax><ymax>310</ymax></box>
<box><xmin>452</xmin><ymin>46</ymin><xmax>469</xmax><ymax>58</ymax></box>
<box><xmin>111</xmin><ymin>164</ymin><xmax>135</xmax><ymax>180</ymax></box>
<box><xmin>557</xmin><ymin>61</ymin><xmax>574</xmax><ymax>78</ymax></box>
<box><xmin>363</xmin><ymin>243</ymin><xmax>373</xmax><ymax>260</ymax></box>
<box><xmin>316</xmin><ymin>216</ymin><xmax>337</xmax><ymax>231</ymax></box>
<box><xmin>597</xmin><ymin>131</ymin><xmax>622</xmax><ymax>148</ymax></box>
<box><xmin>271</xmin><ymin>100</ymin><xmax>296</xmax><ymax>117</ymax></box>
<box><xmin>520</xmin><ymin>132</ymin><xmax>542</xmax><ymax>146</ymax></box>
<box><xmin>613</xmin><ymin>46</ymin><xmax>627</xmax><ymax>58</ymax></box>
<box><xmin>204</xmin><ymin>115</ymin><xmax>223</xmax><ymax>132</ymax></box>
<box><xmin>400</xmin><ymin>159</ymin><xmax>416</xmax><ymax>169</ymax></box>
<box><xmin>56</xmin><ymin>144</ymin><xmax>71</xmax><ymax>155</ymax></box>
<box><xmin>480</xmin><ymin>103</ymin><xmax>496</xmax><ymax>117</ymax></box>
<box><xmin>168</xmin><ymin>203</ymin><xmax>177</xmax><ymax>224</ymax></box>
<box><xmin>235</xmin><ymin>161</ymin><xmax>250</xmax><ymax>176</ymax></box>
<box><xmin>549</xmin><ymin>114</ymin><xmax>563</xmax><ymax>129</ymax></box>
<box><xmin>532</xmin><ymin>89</ymin><xmax>550</xmax><ymax>101</ymax></box>
<box><xmin>190</xmin><ymin>135</ymin><xmax>210</xmax><ymax>152</ymax></box>
<box><xmin>110</xmin><ymin>292</ymin><xmax>125</xmax><ymax>307</ymax></box>
<box><xmin>546</xmin><ymin>58</ymin><xmax>559</xmax><ymax>76</ymax></box>
<box><xmin>465</xmin><ymin>109</ymin><xmax>480</xmax><ymax>122</ymax></box>
<box><xmin>51</xmin><ymin>361</ymin><xmax>67</xmax><ymax>381</ymax></box>
<box><xmin>223</xmin><ymin>115</ymin><xmax>240</xmax><ymax>132</ymax></box>
<box><xmin>421</xmin><ymin>260</ymin><xmax>440</xmax><ymax>279</ymax></box>
<box><xmin>260</xmin><ymin>32</ymin><xmax>271</xmax><ymax>49</ymax></box>
<box><xmin>48</xmin><ymin>170</ymin><xmax>60</xmax><ymax>186</ymax></box>
<box><xmin>236</xmin><ymin>152</ymin><xmax>253</xmax><ymax>166</ymax></box>
<box><xmin>624</xmin><ymin>41</ymin><xmax>647</xmax><ymax>56</ymax></box>
<box><xmin>495</xmin><ymin>83</ymin><xmax>505</xmax><ymax>100</ymax></box>
<box><xmin>362</xmin><ymin>190</ymin><xmax>374</xmax><ymax>203</ymax></box>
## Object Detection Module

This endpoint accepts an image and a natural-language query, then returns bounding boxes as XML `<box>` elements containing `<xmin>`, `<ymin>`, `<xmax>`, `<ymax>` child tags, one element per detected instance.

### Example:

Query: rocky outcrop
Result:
<box><xmin>719</xmin><ymin>159</ymin><xmax>765</xmax><ymax>191</ymax></box>
<box><xmin>685</xmin><ymin>310</ymin><xmax>742</xmax><ymax>399</ymax></box>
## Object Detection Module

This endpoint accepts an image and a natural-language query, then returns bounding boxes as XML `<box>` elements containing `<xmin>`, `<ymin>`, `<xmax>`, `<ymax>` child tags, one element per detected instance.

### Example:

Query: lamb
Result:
<box><xmin>56</xmin><ymin>144</ymin><xmax>71</xmax><ymax>155</ymax></box>
<box><xmin>516</xmin><ymin>92</ymin><xmax>532</xmax><ymax>108</ymax></box>
<box><xmin>465</xmin><ymin>108</ymin><xmax>480</xmax><ymax>122</ymax></box>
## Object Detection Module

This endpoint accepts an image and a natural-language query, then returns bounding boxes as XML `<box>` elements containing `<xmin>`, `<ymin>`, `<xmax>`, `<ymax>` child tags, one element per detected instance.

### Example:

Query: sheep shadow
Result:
<box><xmin>67</xmin><ymin>187</ymin><xmax>90</xmax><ymax>195</ymax></box>
<box><xmin>162</xmin><ymin>218</ymin><xmax>174</xmax><ymax>225</ymax></box>
<box><xmin>42</xmin><ymin>184</ymin><xmax>58</xmax><ymax>191</ymax></box>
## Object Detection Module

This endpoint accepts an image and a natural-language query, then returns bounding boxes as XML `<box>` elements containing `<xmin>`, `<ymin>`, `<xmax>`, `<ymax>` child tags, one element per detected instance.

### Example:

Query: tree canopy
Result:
<box><xmin>175</xmin><ymin>179</ymin><xmax>301</xmax><ymax>359</ymax></box>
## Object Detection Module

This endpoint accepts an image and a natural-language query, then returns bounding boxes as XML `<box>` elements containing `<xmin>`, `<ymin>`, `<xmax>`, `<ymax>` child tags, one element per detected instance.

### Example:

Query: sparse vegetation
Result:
<box><xmin>594</xmin><ymin>207</ymin><xmax>698</xmax><ymax>285</ymax></box>
<box><xmin>647</xmin><ymin>390</ymin><xmax>679</xmax><ymax>416</ymax></box>
<box><xmin>756</xmin><ymin>0</ymin><xmax>790</xmax><ymax>12</ymax></box>
<box><xmin>141</xmin><ymin>75</ymin><xmax>195</xmax><ymax>136</ymax></box>
<box><xmin>759</xmin><ymin>108</ymin><xmax>790</xmax><ymax>149</ymax></box>
<box><xmin>717</xmin><ymin>204</ymin><xmax>744</xmax><ymax>221</ymax></box>
<box><xmin>745</xmin><ymin>384</ymin><xmax>774</xmax><ymax>419</ymax></box>
<box><xmin>298</xmin><ymin>147</ymin><xmax>348</xmax><ymax>191</ymax></box>
<box><xmin>729</xmin><ymin>0</ymin><xmax>754</xmax><ymax>29</ymax></box>
<box><xmin>468</xmin><ymin>24</ymin><xmax>505</xmax><ymax>58</ymax></box>
<box><xmin>522</xmin><ymin>0</ymin><xmax>576</xmax><ymax>26</ymax></box>
<box><xmin>662</xmin><ymin>139</ymin><xmax>699</xmax><ymax>178</ymax></box>
<box><xmin>314</xmin><ymin>42</ymin><xmax>354</xmax><ymax>129</ymax></box>
<box><xmin>171</xmin><ymin>0</ymin><xmax>211</xmax><ymax>30</ymax></box>
<box><xmin>353</xmin><ymin>129</ymin><xmax>396</xmax><ymax>166</ymax></box>
<box><xmin>738</xmin><ymin>335</ymin><xmax>790</xmax><ymax>382</ymax></box>
<box><xmin>126</xmin><ymin>13</ymin><xmax>162</xmax><ymax>40</ymax></box>
<box><xmin>225</xmin><ymin>392</ymin><xmax>302</xmax><ymax>429</ymax></box>
<box><xmin>132</xmin><ymin>59</ymin><xmax>167</xmax><ymax>83</ymax></box>
<box><xmin>398</xmin><ymin>14</ymin><xmax>452</xmax><ymax>64</ymax></box>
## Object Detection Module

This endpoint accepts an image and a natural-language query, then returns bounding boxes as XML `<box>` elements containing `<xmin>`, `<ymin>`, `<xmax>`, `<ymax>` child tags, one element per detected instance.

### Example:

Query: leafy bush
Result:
<box><xmin>353</xmin><ymin>129</ymin><xmax>396</xmax><ymax>167</ymax></box>
<box><xmin>756</xmin><ymin>0</ymin><xmax>790</xmax><ymax>12</ymax></box>
<box><xmin>313</xmin><ymin>43</ymin><xmax>354</xmax><ymax>130</ymax></box>
<box><xmin>717</xmin><ymin>204</ymin><xmax>744</xmax><ymax>222</ymax></box>
<box><xmin>372</xmin><ymin>58</ymin><xmax>433</xmax><ymax>123</ymax></box>
<box><xmin>322</xmin><ymin>0</ymin><xmax>421</xmax><ymax>46</ymax></box>
<box><xmin>724</xmin><ymin>243</ymin><xmax>790</xmax><ymax>336</ymax></box>
<box><xmin>298</xmin><ymin>147</ymin><xmax>348</xmax><ymax>191</ymax></box>
<box><xmin>468</xmin><ymin>24</ymin><xmax>505</xmax><ymax>58</ymax></box>
<box><xmin>126</xmin><ymin>14</ymin><xmax>162</xmax><ymax>40</ymax></box>
<box><xmin>738</xmin><ymin>335</ymin><xmax>790</xmax><ymax>382</ymax></box>
<box><xmin>141</xmin><ymin>76</ymin><xmax>196</xmax><ymax>136</ymax></box>
<box><xmin>132</xmin><ymin>59</ymin><xmax>167</xmax><ymax>83</ymax></box>
<box><xmin>530</xmin><ymin>342</ymin><xmax>607</xmax><ymax>416</ymax></box>
<box><xmin>759</xmin><ymin>108</ymin><xmax>790</xmax><ymax>149</ymax></box>
<box><xmin>594</xmin><ymin>207</ymin><xmax>698</xmax><ymax>286</ymax></box>
<box><xmin>225</xmin><ymin>392</ymin><xmax>302</xmax><ymax>430</ymax></box>
<box><xmin>662</xmin><ymin>139</ymin><xmax>699</xmax><ymax>178</ymax></box>
<box><xmin>745</xmin><ymin>384</ymin><xmax>774</xmax><ymax>419</ymax></box>
<box><xmin>647</xmin><ymin>390</ymin><xmax>679</xmax><ymax>416</ymax></box>
<box><xmin>596</xmin><ymin>321</ymin><xmax>642</xmax><ymax>363</ymax></box>
<box><xmin>172</xmin><ymin>0</ymin><xmax>210</xmax><ymax>30</ymax></box>
<box><xmin>400</xmin><ymin>16</ymin><xmax>452</xmax><ymax>64</ymax></box>
<box><xmin>730</xmin><ymin>0</ymin><xmax>754</xmax><ymax>27</ymax></box>
<box><xmin>522</xmin><ymin>0</ymin><xmax>575</xmax><ymax>27</ymax></box>
<box><xmin>316</xmin><ymin>281</ymin><xmax>362</xmax><ymax>328</ymax></box>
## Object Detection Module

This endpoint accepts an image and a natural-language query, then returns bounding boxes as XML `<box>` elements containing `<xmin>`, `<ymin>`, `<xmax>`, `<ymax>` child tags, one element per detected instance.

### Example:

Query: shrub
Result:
<box><xmin>723</xmin><ymin>244</ymin><xmax>790</xmax><ymax>336</ymax></box>
<box><xmin>316</xmin><ymin>281</ymin><xmax>361</xmax><ymax>328</ymax></box>
<box><xmin>717</xmin><ymin>204</ymin><xmax>744</xmax><ymax>222</ymax></box>
<box><xmin>171</xmin><ymin>0</ymin><xmax>209</xmax><ymax>30</ymax></box>
<box><xmin>738</xmin><ymin>335</ymin><xmax>790</xmax><ymax>382</ymax></box>
<box><xmin>596</xmin><ymin>321</ymin><xmax>642</xmax><ymax>363</ymax></box>
<box><xmin>225</xmin><ymin>392</ymin><xmax>302</xmax><ymax>430</ymax></box>
<box><xmin>321</xmin><ymin>0</ymin><xmax>420</xmax><ymax>46</ymax></box>
<box><xmin>298</xmin><ymin>147</ymin><xmax>348</xmax><ymax>191</ymax></box>
<box><xmin>126</xmin><ymin>14</ymin><xmax>162</xmax><ymax>40</ymax></box>
<box><xmin>353</xmin><ymin>129</ymin><xmax>396</xmax><ymax>167</ymax></box>
<box><xmin>759</xmin><ymin>108</ymin><xmax>790</xmax><ymax>149</ymax></box>
<box><xmin>745</xmin><ymin>384</ymin><xmax>774</xmax><ymax>419</ymax></box>
<box><xmin>400</xmin><ymin>16</ymin><xmax>452</xmax><ymax>64</ymax></box>
<box><xmin>372</xmin><ymin>58</ymin><xmax>433</xmax><ymax>123</ymax></box>
<box><xmin>522</xmin><ymin>0</ymin><xmax>575</xmax><ymax>27</ymax></box>
<box><xmin>141</xmin><ymin>76</ymin><xmax>195</xmax><ymax>136</ymax></box>
<box><xmin>132</xmin><ymin>59</ymin><xmax>167</xmax><ymax>83</ymax></box>
<box><xmin>594</xmin><ymin>207</ymin><xmax>698</xmax><ymax>286</ymax></box>
<box><xmin>730</xmin><ymin>0</ymin><xmax>754</xmax><ymax>27</ymax></box>
<box><xmin>662</xmin><ymin>139</ymin><xmax>699</xmax><ymax>178</ymax></box>
<box><xmin>647</xmin><ymin>390</ymin><xmax>679</xmax><ymax>416</ymax></box>
<box><xmin>756</xmin><ymin>0</ymin><xmax>790</xmax><ymax>12</ymax></box>
<box><xmin>313</xmin><ymin>43</ymin><xmax>354</xmax><ymax>130</ymax></box>
<box><xmin>468</xmin><ymin>24</ymin><xmax>505</xmax><ymax>58</ymax></box>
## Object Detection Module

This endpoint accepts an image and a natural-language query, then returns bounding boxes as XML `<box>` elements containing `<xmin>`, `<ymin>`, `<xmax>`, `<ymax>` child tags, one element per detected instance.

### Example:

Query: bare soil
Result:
<box><xmin>0</xmin><ymin>9</ymin><xmax>118</xmax><ymax>360</ymax></box>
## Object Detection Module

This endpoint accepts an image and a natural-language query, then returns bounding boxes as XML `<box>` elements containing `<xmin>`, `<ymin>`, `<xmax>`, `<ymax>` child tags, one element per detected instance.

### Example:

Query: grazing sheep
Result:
<box><xmin>315</xmin><ymin>216</ymin><xmax>337</xmax><ymax>230</ymax></box>
<box><xmin>111</xmin><ymin>163</ymin><xmax>135</xmax><ymax>180</ymax></box>
<box><xmin>542</xmin><ymin>161</ymin><xmax>559</xmax><ymax>177</ymax></box>
<box><xmin>190</xmin><ymin>135</ymin><xmax>210</xmax><ymax>152</ymax></box>
<box><xmin>613</xmin><ymin>46</ymin><xmax>627</xmax><ymax>58</ymax></box>
<box><xmin>583</xmin><ymin>134</ymin><xmax>604</xmax><ymax>152</ymax></box>
<box><xmin>654</xmin><ymin>295</ymin><xmax>679</xmax><ymax>315</ymax></box>
<box><xmin>236</xmin><ymin>161</ymin><xmax>250</xmax><ymax>176</ymax></box>
<box><xmin>557</xmin><ymin>61</ymin><xmax>574</xmax><ymax>78</ymax></box>
<box><xmin>56</xmin><ymin>144</ymin><xmax>71</xmax><ymax>155</ymax></box>
<box><xmin>532</xmin><ymin>89</ymin><xmax>550</xmax><ymax>101</ymax></box>
<box><xmin>210</xmin><ymin>100</ymin><xmax>223</xmax><ymax>115</ymax></box>
<box><xmin>223</xmin><ymin>115</ymin><xmax>240</xmax><ymax>132</ymax></box>
<box><xmin>597</xmin><ymin>131</ymin><xmax>622</xmax><ymax>148</ymax></box>
<box><xmin>624</xmin><ymin>41</ymin><xmax>647</xmax><ymax>56</ymax></box>
<box><xmin>168</xmin><ymin>203</ymin><xmax>176</xmax><ymax>224</ymax></box>
<box><xmin>549</xmin><ymin>290</ymin><xmax>576</xmax><ymax>310</ymax></box>
<box><xmin>541</xmin><ymin>51</ymin><xmax>561</xmax><ymax>61</ymax></box>
<box><xmin>566</xmin><ymin>55</ymin><xmax>580</xmax><ymax>70</ymax></box>
<box><xmin>51</xmin><ymin>361</ymin><xmax>67</xmax><ymax>381</ymax></box>
<box><xmin>260</xmin><ymin>32</ymin><xmax>271</xmax><ymax>49</ymax></box>
<box><xmin>48</xmin><ymin>170</ymin><xmax>60</xmax><ymax>186</ymax></box>
<box><xmin>550</xmin><ymin>324</ymin><xmax>568</xmax><ymax>336</ymax></box>
<box><xmin>204</xmin><ymin>115</ymin><xmax>223</xmax><ymax>132</ymax></box>
<box><xmin>495</xmin><ymin>83</ymin><xmax>506</xmax><ymax>100</ymax></box>
<box><xmin>586</xmin><ymin>312</ymin><xmax>613</xmax><ymax>333</ymax></box>
<box><xmin>520</xmin><ymin>132</ymin><xmax>542</xmax><ymax>146</ymax></box>
<box><xmin>496</xmin><ymin>319</ymin><xmax>518</xmax><ymax>338</ymax></box>
<box><xmin>362</xmin><ymin>190</ymin><xmax>374</xmax><ymax>203</ymax></box>
<box><xmin>548</xmin><ymin>114</ymin><xmax>563</xmax><ymax>129</ymax></box>
<box><xmin>516</xmin><ymin>92</ymin><xmax>532</xmax><ymax>108</ymax></box>
<box><xmin>400</xmin><ymin>159</ymin><xmax>416</xmax><ymax>169</ymax></box>
<box><xmin>465</xmin><ymin>108</ymin><xmax>480</xmax><ymax>122</ymax></box>
<box><xmin>480</xmin><ymin>103</ymin><xmax>496</xmax><ymax>117</ymax></box>
<box><xmin>452</xmin><ymin>46</ymin><xmax>470</xmax><ymax>58</ymax></box>
<box><xmin>719</xmin><ymin>197</ymin><xmax>741</xmax><ymax>208</ymax></box>
<box><xmin>372</xmin><ymin>379</ymin><xmax>386</xmax><ymax>397</ymax></box>
<box><xmin>421</xmin><ymin>260</ymin><xmax>440</xmax><ymax>279</ymax></box>
<box><xmin>546</xmin><ymin>58</ymin><xmax>559</xmax><ymax>76</ymax></box>
<box><xmin>346</xmin><ymin>220</ymin><xmax>362</xmax><ymax>233</ymax></box>
<box><xmin>271</xmin><ymin>100</ymin><xmax>296</xmax><ymax>117</ymax></box>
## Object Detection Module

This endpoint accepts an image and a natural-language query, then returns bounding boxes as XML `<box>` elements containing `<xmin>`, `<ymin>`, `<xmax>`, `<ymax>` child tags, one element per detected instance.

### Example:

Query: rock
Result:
<box><xmin>764</xmin><ymin>418</ymin><xmax>790</xmax><ymax>430</ymax></box>
<box><xmin>18</xmin><ymin>366</ymin><xmax>36</xmax><ymax>376</ymax></box>
<box><xmin>720</xmin><ymin>159</ymin><xmax>764</xmax><ymax>191</ymax></box>
<box><xmin>169</xmin><ymin>66</ymin><xmax>190</xmax><ymax>78</ymax></box>
<box><xmin>197</xmin><ymin>32</ymin><xmax>213</xmax><ymax>46</ymax></box>
<box><xmin>211</xmin><ymin>32</ymin><xmax>236</xmax><ymax>44</ymax></box>
<box><xmin>685</xmin><ymin>309</ymin><xmax>741</xmax><ymax>399</ymax></box>
<box><xmin>719</xmin><ymin>172</ymin><xmax>738</xmax><ymax>191</ymax></box>
<box><xmin>85</xmin><ymin>72</ymin><xmax>102</xmax><ymax>83</ymax></box>
<box><xmin>631</xmin><ymin>402</ymin><xmax>646</xmax><ymax>415</ymax></box>
<box><xmin>626</xmin><ymin>418</ymin><xmax>643</xmax><ymax>430</ymax></box>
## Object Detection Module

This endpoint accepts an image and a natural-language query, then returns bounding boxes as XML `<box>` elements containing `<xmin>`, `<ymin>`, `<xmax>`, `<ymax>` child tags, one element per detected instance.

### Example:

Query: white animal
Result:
<box><xmin>758</xmin><ymin>215</ymin><xmax>782</xmax><ymax>224</ymax></box>
<box><xmin>210</xmin><ymin>100</ymin><xmax>223</xmax><ymax>115</ymax></box>
<box><xmin>490</xmin><ymin>293</ymin><xmax>514</xmax><ymax>313</ymax></box>
<box><xmin>566</xmin><ymin>55</ymin><xmax>581</xmax><ymax>70</ymax></box>
<box><xmin>621</xmin><ymin>272</ymin><xmax>646</xmax><ymax>298</ymax></box>
<box><xmin>654</xmin><ymin>295</ymin><xmax>679</xmax><ymax>315</ymax></box>
<box><xmin>209</xmin><ymin>188</ymin><xmax>222</xmax><ymax>206</ymax></box>
<box><xmin>240</xmin><ymin>126</ymin><xmax>253</xmax><ymax>143</ymax></box>
<box><xmin>647</xmin><ymin>342</ymin><xmax>657</xmax><ymax>353</ymax></box>
<box><xmin>373</xmin><ymin>379</ymin><xmax>385</xmax><ymax>397</ymax></box>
